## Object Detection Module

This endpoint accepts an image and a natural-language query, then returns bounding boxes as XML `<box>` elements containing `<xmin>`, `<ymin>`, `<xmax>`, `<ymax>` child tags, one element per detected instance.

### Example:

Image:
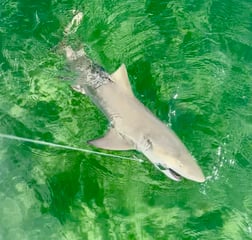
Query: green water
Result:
<box><xmin>1</xmin><ymin>0</ymin><xmax>252</xmax><ymax>239</ymax></box>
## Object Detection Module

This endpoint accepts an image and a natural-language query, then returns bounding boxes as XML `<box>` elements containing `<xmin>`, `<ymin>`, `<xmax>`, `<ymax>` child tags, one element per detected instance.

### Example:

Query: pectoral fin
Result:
<box><xmin>88</xmin><ymin>128</ymin><xmax>134</xmax><ymax>150</ymax></box>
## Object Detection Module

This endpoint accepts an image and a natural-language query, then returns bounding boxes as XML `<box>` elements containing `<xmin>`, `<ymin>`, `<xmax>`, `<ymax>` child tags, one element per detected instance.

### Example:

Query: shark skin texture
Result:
<box><xmin>63</xmin><ymin>46</ymin><xmax>205</xmax><ymax>183</ymax></box>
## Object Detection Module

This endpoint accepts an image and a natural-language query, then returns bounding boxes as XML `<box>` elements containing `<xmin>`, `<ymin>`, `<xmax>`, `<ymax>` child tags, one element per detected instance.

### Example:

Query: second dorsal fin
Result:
<box><xmin>110</xmin><ymin>64</ymin><xmax>134</xmax><ymax>97</ymax></box>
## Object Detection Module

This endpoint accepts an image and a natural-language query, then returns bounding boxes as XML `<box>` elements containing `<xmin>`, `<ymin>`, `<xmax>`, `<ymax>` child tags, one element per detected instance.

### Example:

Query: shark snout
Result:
<box><xmin>187</xmin><ymin>167</ymin><xmax>205</xmax><ymax>183</ymax></box>
<box><xmin>174</xmin><ymin>162</ymin><xmax>205</xmax><ymax>183</ymax></box>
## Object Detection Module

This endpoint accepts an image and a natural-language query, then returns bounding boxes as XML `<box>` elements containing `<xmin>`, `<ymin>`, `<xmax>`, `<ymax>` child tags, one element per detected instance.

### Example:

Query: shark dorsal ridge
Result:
<box><xmin>110</xmin><ymin>64</ymin><xmax>134</xmax><ymax>97</ymax></box>
<box><xmin>88</xmin><ymin>128</ymin><xmax>135</xmax><ymax>150</ymax></box>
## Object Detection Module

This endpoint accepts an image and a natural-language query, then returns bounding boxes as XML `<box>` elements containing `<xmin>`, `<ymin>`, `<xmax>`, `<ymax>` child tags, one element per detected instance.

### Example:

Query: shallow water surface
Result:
<box><xmin>1</xmin><ymin>0</ymin><xmax>252</xmax><ymax>239</ymax></box>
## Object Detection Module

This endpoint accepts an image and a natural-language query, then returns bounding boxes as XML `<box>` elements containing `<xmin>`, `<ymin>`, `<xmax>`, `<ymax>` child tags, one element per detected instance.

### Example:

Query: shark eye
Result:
<box><xmin>140</xmin><ymin>136</ymin><xmax>153</xmax><ymax>152</ymax></box>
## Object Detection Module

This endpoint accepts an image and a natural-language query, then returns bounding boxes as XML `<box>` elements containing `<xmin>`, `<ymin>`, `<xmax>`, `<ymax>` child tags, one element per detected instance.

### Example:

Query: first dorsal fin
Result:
<box><xmin>110</xmin><ymin>64</ymin><xmax>134</xmax><ymax>97</ymax></box>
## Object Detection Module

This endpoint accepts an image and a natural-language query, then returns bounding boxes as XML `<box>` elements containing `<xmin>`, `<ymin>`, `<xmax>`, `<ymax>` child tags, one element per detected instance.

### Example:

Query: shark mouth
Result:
<box><xmin>155</xmin><ymin>163</ymin><xmax>182</xmax><ymax>181</ymax></box>
<box><xmin>163</xmin><ymin>168</ymin><xmax>182</xmax><ymax>181</ymax></box>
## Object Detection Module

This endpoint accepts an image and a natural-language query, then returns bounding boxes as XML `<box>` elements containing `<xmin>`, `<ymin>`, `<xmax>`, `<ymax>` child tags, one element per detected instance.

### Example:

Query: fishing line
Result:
<box><xmin>0</xmin><ymin>133</ymin><xmax>143</xmax><ymax>162</ymax></box>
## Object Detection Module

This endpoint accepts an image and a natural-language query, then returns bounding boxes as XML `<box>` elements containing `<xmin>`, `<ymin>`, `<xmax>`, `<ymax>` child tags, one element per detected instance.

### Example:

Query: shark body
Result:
<box><xmin>64</xmin><ymin>46</ymin><xmax>205</xmax><ymax>183</ymax></box>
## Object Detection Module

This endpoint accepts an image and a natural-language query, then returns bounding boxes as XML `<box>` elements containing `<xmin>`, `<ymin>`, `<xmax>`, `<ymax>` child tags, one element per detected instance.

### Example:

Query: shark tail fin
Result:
<box><xmin>64</xmin><ymin>11</ymin><xmax>84</xmax><ymax>36</ymax></box>
<box><xmin>61</xmin><ymin>12</ymin><xmax>89</xmax><ymax>95</ymax></box>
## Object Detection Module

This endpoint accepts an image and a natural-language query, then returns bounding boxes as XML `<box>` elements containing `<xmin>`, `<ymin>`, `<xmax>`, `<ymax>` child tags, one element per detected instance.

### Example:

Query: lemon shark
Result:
<box><xmin>63</xmin><ymin>45</ymin><xmax>205</xmax><ymax>183</ymax></box>
<box><xmin>62</xmin><ymin>11</ymin><xmax>205</xmax><ymax>182</ymax></box>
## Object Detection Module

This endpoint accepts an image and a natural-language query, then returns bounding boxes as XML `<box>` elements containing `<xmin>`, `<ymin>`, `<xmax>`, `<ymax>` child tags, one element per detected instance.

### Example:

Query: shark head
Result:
<box><xmin>141</xmin><ymin>131</ymin><xmax>205</xmax><ymax>183</ymax></box>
